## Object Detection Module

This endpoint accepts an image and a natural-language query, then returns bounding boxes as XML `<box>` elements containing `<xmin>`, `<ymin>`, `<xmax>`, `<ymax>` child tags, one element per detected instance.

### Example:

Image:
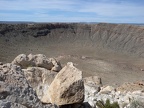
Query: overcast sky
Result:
<box><xmin>0</xmin><ymin>0</ymin><xmax>144</xmax><ymax>23</ymax></box>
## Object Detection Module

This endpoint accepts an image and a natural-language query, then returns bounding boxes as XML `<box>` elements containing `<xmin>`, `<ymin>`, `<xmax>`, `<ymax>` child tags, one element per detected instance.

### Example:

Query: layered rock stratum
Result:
<box><xmin>0</xmin><ymin>54</ymin><xmax>86</xmax><ymax>108</ymax></box>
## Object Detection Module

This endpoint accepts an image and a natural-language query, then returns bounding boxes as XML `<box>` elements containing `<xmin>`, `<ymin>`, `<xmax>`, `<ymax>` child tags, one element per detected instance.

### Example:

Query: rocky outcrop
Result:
<box><xmin>0</xmin><ymin>63</ymin><xmax>58</xmax><ymax>108</ymax></box>
<box><xmin>8</xmin><ymin>54</ymin><xmax>86</xmax><ymax>107</ymax></box>
<box><xmin>0</xmin><ymin>54</ymin><xmax>87</xmax><ymax>107</ymax></box>
<box><xmin>12</xmin><ymin>54</ymin><xmax>63</xmax><ymax>104</ymax></box>
<box><xmin>1</xmin><ymin>53</ymin><xmax>144</xmax><ymax>108</ymax></box>
<box><xmin>42</xmin><ymin>62</ymin><xmax>84</xmax><ymax>105</ymax></box>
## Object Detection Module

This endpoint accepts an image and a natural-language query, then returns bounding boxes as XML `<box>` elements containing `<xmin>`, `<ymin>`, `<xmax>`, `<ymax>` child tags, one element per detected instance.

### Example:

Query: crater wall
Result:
<box><xmin>0</xmin><ymin>23</ymin><xmax>144</xmax><ymax>62</ymax></box>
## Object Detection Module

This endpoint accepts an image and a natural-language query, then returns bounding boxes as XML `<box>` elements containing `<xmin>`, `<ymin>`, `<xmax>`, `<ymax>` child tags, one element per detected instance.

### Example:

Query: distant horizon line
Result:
<box><xmin>0</xmin><ymin>21</ymin><xmax>144</xmax><ymax>25</ymax></box>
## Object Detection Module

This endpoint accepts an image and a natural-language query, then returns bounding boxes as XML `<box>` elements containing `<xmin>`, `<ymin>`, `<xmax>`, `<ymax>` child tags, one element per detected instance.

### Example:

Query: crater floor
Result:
<box><xmin>0</xmin><ymin>23</ymin><xmax>144</xmax><ymax>86</ymax></box>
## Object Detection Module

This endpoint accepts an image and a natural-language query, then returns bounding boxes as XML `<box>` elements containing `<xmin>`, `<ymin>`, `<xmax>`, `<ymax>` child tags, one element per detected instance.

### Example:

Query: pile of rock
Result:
<box><xmin>84</xmin><ymin>78</ymin><xmax>144</xmax><ymax>108</ymax></box>
<box><xmin>0</xmin><ymin>63</ymin><xmax>58</xmax><ymax>108</ymax></box>
<box><xmin>0</xmin><ymin>54</ymin><xmax>85</xmax><ymax>108</ymax></box>
<box><xmin>1</xmin><ymin>54</ymin><xmax>144</xmax><ymax>108</ymax></box>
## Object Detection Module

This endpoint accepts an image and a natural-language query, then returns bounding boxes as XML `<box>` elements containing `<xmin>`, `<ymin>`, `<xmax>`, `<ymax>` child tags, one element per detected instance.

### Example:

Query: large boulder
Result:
<box><xmin>41</xmin><ymin>62</ymin><xmax>84</xmax><ymax>105</ymax></box>
<box><xmin>23</xmin><ymin>67</ymin><xmax>57</xmax><ymax>101</ymax></box>
<box><xmin>28</xmin><ymin>54</ymin><xmax>53</xmax><ymax>70</ymax></box>
<box><xmin>12</xmin><ymin>54</ymin><xmax>62</xmax><ymax>72</ymax></box>
<box><xmin>0</xmin><ymin>63</ymin><xmax>58</xmax><ymax>108</ymax></box>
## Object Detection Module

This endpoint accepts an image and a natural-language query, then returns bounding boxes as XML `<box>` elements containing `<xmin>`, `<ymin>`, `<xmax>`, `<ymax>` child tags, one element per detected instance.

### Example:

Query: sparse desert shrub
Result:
<box><xmin>96</xmin><ymin>99</ymin><xmax>120</xmax><ymax>108</ymax></box>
